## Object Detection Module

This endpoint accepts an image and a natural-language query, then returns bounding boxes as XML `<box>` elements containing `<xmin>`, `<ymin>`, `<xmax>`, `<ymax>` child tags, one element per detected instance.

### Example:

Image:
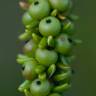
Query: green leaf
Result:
<box><xmin>68</xmin><ymin>14</ymin><xmax>79</xmax><ymax>21</ymax></box>
<box><xmin>53</xmin><ymin>72</ymin><xmax>71</xmax><ymax>81</ymax></box>
<box><xmin>19</xmin><ymin>30</ymin><xmax>31</xmax><ymax>41</ymax></box>
<box><xmin>32</xmin><ymin>33</ymin><xmax>41</xmax><ymax>43</ymax></box>
<box><xmin>26</xmin><ymin>20</ymin><xmax>39</xmax><ymax>29</ymax></box>
<box><xmin>53</xmin><ymin>83</ymin><xmax>71</xmax><ymax>92</ymax></box>
<box><xmin>72</xmin><ymin>39</ymin><xmax>82</xmax><ymax>45</ymax></box>
<box><xmin>16</xmin><ymin>54</ymin><xmax>34</xmax><ymax>64</ymax></box>
<box><xmin>60</xmin><ymin>55</ymin><xmax>69</xmax><ymax>65</ymax></box>
<box><xmin>24</xmin><ymin>89</ymin><xmax>32</xmax><ymax>96</ymax></box>
<box><xmin>39</xmin><ymin>37</ymin><xmax>47</xmax><ymax>49</ymax></box>
<box><xmin>47</xmin><ymin>64</ymin><xmax>56</xmax><ymax>78</ymax></box>
<box><xmin>51</xmin><ymin>9</ymin><xmax>58</xmax><ymax>17</ymax></box>
<box><xmin>18</xmin><ymin>80</ymin><xmax>31</xmax><ymax>92</ymax></box>
<box><xmin>38</xmin><ymin>73</ymin><xmax>47</xmax><ymax>81</ymax></box>
<box><xmin>57</xmin><ymin>64</ymin><xmax>71</xmax><ymax>71</ymax></box>
<box><xmin>35</xmin><ymin>65</ymin><xmax>45</xmax><ymax>74</ymax></box>
<box><xmin>48</xmin><ymin>36</ymin><xmax>55</xmax><ymax>47</ymax></box>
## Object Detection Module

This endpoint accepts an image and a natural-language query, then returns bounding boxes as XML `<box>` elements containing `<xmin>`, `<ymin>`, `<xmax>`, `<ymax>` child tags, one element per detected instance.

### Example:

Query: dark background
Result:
<box><xmin>0</xmin><ymin>0</ymin><xmax>96</xmax><ymax>96</ymax></box>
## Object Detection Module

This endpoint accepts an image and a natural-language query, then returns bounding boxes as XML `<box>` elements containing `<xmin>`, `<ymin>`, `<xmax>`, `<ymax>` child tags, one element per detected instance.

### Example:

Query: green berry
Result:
<box><xmin>49</xmin><ymin>0</ymin><xmax>70</xmax><ymax>12</ymax></box>
<box><xmin>30</xmin><ymin>79</ymin><xmax>51</xmax><ymax>96</ymax></box>
<box><xmin>35</xmin><ymin>48</ymin><xmax>58</xmax><ymax>66</ymax></box>
<box><xmin>22</xmin><ymin>60</ymin><xmax>38</xmax><ymax>80</ymax></box>
<box><xmin>22</xmin><ymin>12</ymin><xmax>33</xmax><ymax>26</ymax></box>
<box><xmin>55</xmin><ymin>34</ymin><xmax>72</xmax><ymax>55</ymax></box>
<box><xmin>28</xmin><ymin>0</ymin><xmax>51</xmax><ymax>20</ymax></box>
<box><xmin>39</xmin><ymin>16</ymin><xmax>61</xmax><ymax>37</ymax></box>
<box><xmin>23</xmin><ymin>40</ymin><xmax>38</xmax><ymax>57</ymax></box>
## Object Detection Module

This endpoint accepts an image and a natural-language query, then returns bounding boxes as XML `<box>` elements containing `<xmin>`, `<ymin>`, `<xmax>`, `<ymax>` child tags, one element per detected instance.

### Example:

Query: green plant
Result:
<box><xmin>17</xmin><ymin>0</ymin><xmax>81</xmax><ymax>96</ymax></box>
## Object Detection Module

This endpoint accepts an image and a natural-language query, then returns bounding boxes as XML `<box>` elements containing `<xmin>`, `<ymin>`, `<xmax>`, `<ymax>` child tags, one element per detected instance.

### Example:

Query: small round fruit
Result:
<box><xmin>35</xmin><ymin>48</ymin><xmax>58</xmax><ymax>66</ymax></box>
<box><xmin>22</xmin><ymin>60</ymin><xmax>38</xmax><ymax>80</ymax></box>
<box><xmin>22</xmin><ymin>12</ymin><xmax>33</xmax><ymax>26</ymax></box>
<box><xmin>39</xmin><ymin>16</ymin><xmax>61</xmax><ymax>37</ymax></box>
<box><xmin>23</xmin><ymin>40</ymin><xmax>38</xmax><ymax>57</ymax></box>
<box><xmin>28</xmin><ymin>0</ymin><xmax>50</xmax><ymax>19</ymax></box>
<box><xmin>55</xmin><ymin>34</ymin><xmax>72</xmax><ymax>55</ymax></box>
<box><xmin>65</xmin><ymin>0</ymin><xmax>73</xmax><ymax>15</ymax></box>
<box><xmin>49</xmin><ymin>0</ymin><xmax>70</xmax><ymax>12</ymax></box>
<box><xmin>30</xmin><ymin>79</ymin><xmax>51</xmax><ymax>96</ymax></box>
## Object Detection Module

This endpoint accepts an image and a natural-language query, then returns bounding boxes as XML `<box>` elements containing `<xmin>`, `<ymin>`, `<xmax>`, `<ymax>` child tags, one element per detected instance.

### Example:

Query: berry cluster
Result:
<box><xmin>17</xmin><ymin>0</ymin><xmax>81</xmax><ymax>96</ymax></box>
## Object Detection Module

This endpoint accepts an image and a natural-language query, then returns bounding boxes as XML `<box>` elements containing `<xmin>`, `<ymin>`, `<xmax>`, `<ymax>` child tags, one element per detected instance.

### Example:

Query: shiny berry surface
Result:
<box><xmin>49</xmin><ymin>0</ymin><xmax>70</xmax><ymax>12</ymax></box>
<box><xmin>30</xmin><ymin>79</ymin><xmax>51</xmax><ymax>96</ymax></box>
<box><xmin>28</xmin><ymin>0</ymin><xmax>51</xmax><ymax>19</ymax></box>
<box><xmin>35</xmin><ymin>48</ymin><xmax>58</xmax><ymax>66</ymax></box>
<box><xmin>39</xmin><ymin>16</ymin><xmax>61</xmax><ymax>37</ymax></box>
<box><xmin>55</xmin><ymin>34</ymin><xmax>72</xmax><ymax>55</ymax></box>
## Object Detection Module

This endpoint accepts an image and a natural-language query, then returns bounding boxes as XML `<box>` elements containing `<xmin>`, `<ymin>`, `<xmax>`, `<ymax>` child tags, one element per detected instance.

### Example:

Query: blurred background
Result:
<box><xmin>0</xmin><ymin>0</ymin><xmax>96</xmax><ymax>96</ymax></box>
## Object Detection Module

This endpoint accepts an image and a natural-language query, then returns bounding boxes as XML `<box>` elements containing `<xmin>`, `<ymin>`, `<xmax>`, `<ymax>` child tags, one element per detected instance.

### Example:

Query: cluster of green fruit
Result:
<box><xmin>17</xmin><ymin>0</ymin><xmax>81</xmax><ymax>96</ymax></box>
